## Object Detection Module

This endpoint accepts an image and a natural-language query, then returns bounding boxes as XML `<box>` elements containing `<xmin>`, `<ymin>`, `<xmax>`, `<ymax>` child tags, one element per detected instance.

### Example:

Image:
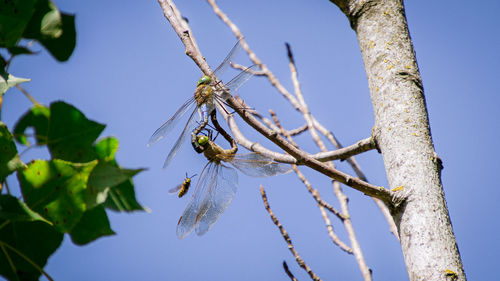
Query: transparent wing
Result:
<box><xmin>212</xmin><ymin>39</ymin><xmax>243</xmax><ymax>78</ymax></box>
<box><xmin>162</xmin><ymin>105</ymin><xmax>200</xmax><ymax>169</ymax></box>
<box><xmin>168</xmin><ymin>184</ymin><xmax>182</xmax><ymax>194</ymax></box>
<box><xmin>217</xmin><ymin>64</ymin><xmax>260</xmax><ymax>101</ymax></box>
<box><xmin>176</xmin><ymin>161</ymin><xmax>216</xmax><ymax>239</ymax></box>
<box><xmin>147</xmin><ymin>97</ymin><xmax>196</xmax><ymax>147</ymax></box>
<box><xmin>220</xmin><ymin>152</ymin><xmax>292</xmax><ymax>178</ymax></box>
<box><xmin>196</xmin><ymin>163</ymin><xmax>238</xmax><ymax>236</ymax></box>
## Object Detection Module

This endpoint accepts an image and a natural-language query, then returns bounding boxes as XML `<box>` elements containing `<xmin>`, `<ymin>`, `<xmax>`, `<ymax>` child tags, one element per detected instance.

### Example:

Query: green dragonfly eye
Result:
<box><xmin>197</xmin><ymin>135</ymin><xmax>209</xmax><ymax>146</ymax></box>
<box><xmin>197</xmin><ymin>76</ymin><xmax>212</xmax><ymax>86</ymax></box>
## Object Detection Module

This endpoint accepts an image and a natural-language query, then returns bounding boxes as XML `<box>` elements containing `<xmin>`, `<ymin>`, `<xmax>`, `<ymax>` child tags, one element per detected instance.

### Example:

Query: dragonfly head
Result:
<box><xmin>197</xmin><ymin>75</ymin><xmax>212</xmax><ymax>86</ymax></box>
<box><xmin>197</xmin><ymin>135</ymin><xmax>210</xmax><ymax>150</ymax></box>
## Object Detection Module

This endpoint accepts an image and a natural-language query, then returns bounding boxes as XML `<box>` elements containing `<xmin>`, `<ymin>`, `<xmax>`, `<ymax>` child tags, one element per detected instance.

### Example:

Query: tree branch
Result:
<box><xmin>260</xmin><ymin>186</ymin><xmax>321</xmax><ymax>281</ymax></box>
<box><xmin>283</xmin><ymin>261</ymin><xmax>298</xmax><ymax>281</ymax></box>
<box><xmin>158</xmin><ymin>0</ymin><xmax>395</xmax><ymax>203</ymax></box>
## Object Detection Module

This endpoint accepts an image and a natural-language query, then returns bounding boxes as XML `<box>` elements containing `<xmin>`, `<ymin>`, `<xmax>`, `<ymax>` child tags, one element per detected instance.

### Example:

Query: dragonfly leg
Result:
<box><xmin>191</xmin><ymin>116</ymin><xmax>209</xmax><ymax>153</ymax></box>
<box><xmin>210</xmin><ymin>111</ymin><xmax>238</xmax><ymax>154</ymax></box>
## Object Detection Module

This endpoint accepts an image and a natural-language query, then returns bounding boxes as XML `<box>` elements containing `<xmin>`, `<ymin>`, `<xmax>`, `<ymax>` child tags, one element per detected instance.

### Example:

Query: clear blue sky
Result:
<box><xmin>4</xmin><ymin>0</ymin><xmax>499</xmax><ymax>280</ymax></box>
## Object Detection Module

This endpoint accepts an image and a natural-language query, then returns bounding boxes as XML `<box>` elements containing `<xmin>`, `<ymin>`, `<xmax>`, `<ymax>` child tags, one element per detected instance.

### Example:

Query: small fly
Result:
<box><xmin>169</xmin><ymin>173</ymin><xmax>197</xmax><ymax>198</ymax></box>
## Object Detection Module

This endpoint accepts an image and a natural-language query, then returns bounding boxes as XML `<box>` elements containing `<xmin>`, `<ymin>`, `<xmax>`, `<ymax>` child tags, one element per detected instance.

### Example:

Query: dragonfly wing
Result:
<box><xmin>177</xmin><ymin>162</ymin><xmax>215</xmax><ymax>239</ymax></box>
<box><xmin>224</xmin><ymin>152</ymin><xmax>292</xmax><ymax>178</ymax></box>
<box><xmin>147</xmin><ymin>97</ymin><xmax>196</xmax><ymax>147</ymax></box>
<box><xmin>162</xmin><ymin>105</ymin><xmax>200</xmax><ymax>169</ymax></box>
<box><xmin>196</xmin><ymin>163</ymin><xmax>238</xmax><ymax>236</ymax></box>
<box><xmin>216</xmin><ymin>64</ymin><xmax>260</xmax><ymax>101</ymax></box>
<box><xmin>212</xmin><ymin>39</ymin><xmax>243</xmax><ymax>78</ymax></box>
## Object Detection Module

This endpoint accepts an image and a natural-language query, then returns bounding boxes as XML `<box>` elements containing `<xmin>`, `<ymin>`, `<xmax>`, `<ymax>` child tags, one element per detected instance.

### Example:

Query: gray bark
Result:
<box><xmin>330</xmin><ymin>0</ymin><xmax>466</xmax><ymax>280</ymax></box>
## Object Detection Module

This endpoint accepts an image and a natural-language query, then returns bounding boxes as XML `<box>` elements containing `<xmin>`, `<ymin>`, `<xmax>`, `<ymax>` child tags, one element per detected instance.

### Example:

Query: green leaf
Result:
<box><xmin>13</xmin><ymin>104</ymin><xmax>50</xmax><ymax>146</ymax></box>
<box><xmin>94</xmin><ymin>137</ymin><xmax>119</xmax><ymax>162</ymax></box>
<box><xmin>37</xmin><ymin>13</ymin><xmax>76</xmax><ymax>62</ymax></box>
<box><xmin>0</xmin><ymin>192</ymin><xmax>62</xmax><ymax>281</ymax></box>
<box><xmin>0</xmin><ymin>0</ymin><xmax>38</xmax><ymax>48</ymax></box>
<box><xmin>91</xmin><ymin>137</ymin><xmax>146</xmax><ymax>212</ymax></box>
<box><xmin>47</xmin><ymin>101</ymin><xmax>105</xmax><ymax>163</ymax></box>
<box><xmin>0</xmin><ymin>71</ymin><xmax>30</xmax><ymax>97</ymax></box>
<box><xmin>0</xmin><ymin>195</ymin><xmax>50</xmax><ymax>224</ymax></box>
<box><xmin>8</xmin><ymin>45</ymin><xmax>35</xmax><ymax>56</ymax></box>
<box><xmin>86</xmin><ymin>162</ymin><xmax>143</xmax><ymax>209</ymax></box>
<box><xmin>23</xmin><ymin>0</ymin><xmax>61</xmax><ymax>39</ymax></box>
<box><xmin>0</xmin><ymin>220</ymin><xmax>63</xmax><ymax>281</ymax></box>
<box><xmin>104</xmin><ymin>179</ymin><xmax>146</xmax><ymax>212</ymax></box>
<box><xmin>0</xmin><ymin>122</ymin><xmax>26</xmax><ymax>181</ymax></box>
<box><xmin>69</xmin><ymin>205</ymin><xmax>115</xmax><ymax>245</ymax></box>
<box><xmin>18</xmin><ymin>159</ymin><xmax>97</xmax><ymax>233</ymax></box>
<box><xmin>22</xmin><ymin>1</ymin><xmax>76</xmax><ymax>61</ymax></box>
<box><xmin>0</xmin><ymin>54</ymin><xmax>6</xmax><ymax>69</ymax></box>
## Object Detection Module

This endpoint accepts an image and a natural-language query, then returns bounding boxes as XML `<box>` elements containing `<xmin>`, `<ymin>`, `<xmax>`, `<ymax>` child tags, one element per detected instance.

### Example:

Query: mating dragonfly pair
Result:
<box><xmin>148</xmin><ymin>41</ymin><xmax>291</xmax><ymax>239</ymax></box>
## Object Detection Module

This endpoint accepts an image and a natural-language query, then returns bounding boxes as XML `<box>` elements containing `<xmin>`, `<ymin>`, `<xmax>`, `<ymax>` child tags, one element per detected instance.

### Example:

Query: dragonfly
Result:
<box><xmin>176</xmin><ymin>129</ymin><xmax>292</xmax><ymax>239</ymax></box>
<box><xmin>148</xmin><ymin>40</ymin><xmax>258</xmax><ymax>168</ymax></box>
<box><xmin>168</xmin><ymin>173</ymin><xmax>197</xmax><ymax>198</ymax></box>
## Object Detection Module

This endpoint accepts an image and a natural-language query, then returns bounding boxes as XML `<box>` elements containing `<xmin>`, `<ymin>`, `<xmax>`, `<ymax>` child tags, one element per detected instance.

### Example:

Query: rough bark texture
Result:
<box><xmin>332</xmin><ymin>0</ymin><xmax>466</xmax><ymax>280</ymax></box>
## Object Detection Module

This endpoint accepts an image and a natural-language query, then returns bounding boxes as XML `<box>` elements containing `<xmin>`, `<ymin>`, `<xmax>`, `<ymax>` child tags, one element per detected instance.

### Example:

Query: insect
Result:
<box><xmin>147</xmin><ymin>40</ymin><xmax>258</xmax><ymax>168</ymax></box>
<box><xmin>168</xmin><ymin>173</ymin><xmax>197</xmax><ymax>198</ymax></box>
<box><xmin>176</xmin><ymin>128</ymin><xmax>291</xmax><ymax>239</ymax></box>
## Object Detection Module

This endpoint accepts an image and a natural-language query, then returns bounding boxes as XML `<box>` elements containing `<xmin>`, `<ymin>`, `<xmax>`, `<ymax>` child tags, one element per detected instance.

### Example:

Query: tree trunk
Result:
<box><xmin>331</xmin><ymin>0</ymin><xmax>466</xmax><ymax>280</ymax></box>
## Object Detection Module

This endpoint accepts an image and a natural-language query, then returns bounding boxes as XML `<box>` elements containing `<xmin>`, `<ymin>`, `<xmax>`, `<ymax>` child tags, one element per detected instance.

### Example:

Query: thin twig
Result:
<box><xmin>205</xmin><ymin>1</ymin><xmax>392</xmax><ymax>203</ymax></box>
<box><xmin>313</xmin><ymin>120</ymin><xmax>399</xmax><ymax>239</ymax></box>
<box><xmin>207</xmin><ymin>0</ymin><xmax>302</xmax><ymax>111</ymax></box>
<box><xmin>158</xmin><ymin>0</ymin><xmax>394</xmax><ymax>203</ymax></box>
<box><xmin>313</xmin><ymin>120</ymin><xmax>369</xmax><ymax>181</ymax></box>
<box><xmin>333</xmin><ymin>181</ymin><xmax>372</xmax><ymax>280</ymax></box>
<box><xmin>158</xmin><ymin>0</ymin><xmax>211</xmax><ymax>75</ymax></box>
<box><xmin>311</xmin><ymin>137</ymin><xmax>376</xmax><ymax>161</ymax></box>
<box><xmin>318</xmin><ymin>204</ymin><xmax>353</xmax><ymax>254</ymax></box>
<box><xmin>230</xmin><ymin>62</ymin><xmax>266</xmax><ymax>76</ymax></box>
<box><xmin>0</xmin><ymin>241</ymin><xmax>55</xmax><ymax>281</ymax></box>
<box><xmin>288</xmin><ymin>124</ymin><xmax>308</xmax><ymax>136</ymax></box>
<box><xmin>271</xmin><ymin>110</ymin><xmax>353</xmax><ymax>253</ymax></box>
<box><xmin>235</xmin><ymin>96</ymin><xmax>308</xmax><ymax>139</ymax></box>
<box><xmin>291</xmin><ymin>166</ymin><xmax>346</xmax><ymax>221</ymax></box>
<box><xmin>283</xmin><ymin>261</ymin><xmax>298</xmax><ymax>281</ymax></box>
<box><xmin>227</xmin><ymin>96</ymin><xmax>393</xmax><ymax>202</ymax></box>
<box><xmin>286</xmin><ymin>43</ymin><xmax>372</xmax><ymax>280</ymax></box>
<box><xmin>260</xmin><ymin>186</ymin><xmax>321</xmax><ymax>281</ymax></box>
<box><xmin>15</xmin><ymin>85</ymin><xmax>39</xmax><ymax>105</ymax></box>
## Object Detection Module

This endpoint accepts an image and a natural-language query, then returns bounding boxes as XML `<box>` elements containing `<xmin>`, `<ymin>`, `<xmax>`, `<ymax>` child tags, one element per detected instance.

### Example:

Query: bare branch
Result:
<box><xmin>234</xmin><ymin>96</ymin><xmax>308</xmax><ymax>138</ymax></box>
<box><xmin>157</xmin><ymin>0</ymin><xmax>210</xmax><ymax>75</ymax></box>
<box><xmin>158</xmin><ymin>0</ymin><xmax>395</xmax><ymax>203</ymax></box>
<box><xmin>313</xmin><ymin>120</ymin><xmax>399</xmax><ymax>239</ymax></box>
<box><xmin>271</xmin><ymin>111</ymin><xmax>344</xmax><ymax>220</ymax></box>
<box><xmin>271</xmin><ymin>110</ymin><xmax>353</xmax><ymax>253</ymax></box>
<box><xmin>226</xmin><ymin>96</ymin><xmax>394</xmax><ymax>202</ymax></box>
<box><xmin>288</xmin><ymin>124</ymin><xmax>308</xmax><ymax>136</ymax></box>
<box><xmin>286</xmin><ymin>43</ymin><xmax>372</xmax><ymax>280</ymax></box>
<box><xmin>333</xmin><ymin>181</ymin><xmax>373</xmax><ymax>280</ymax></box>
<box><xmin>260</xmin><ymin>186</ymin><xmax>322</xmax><ymax>281</ymax></box>
<box><xmin>230</xmin><ymin>62</ymin><xmax>266</xmax><ymax>76</ymax></box>
<box><xmin>206</xmin><ymin>0</ymin><xmax>303</xmax><ymax>111</ymax></box>
<box><xmin>283</xmin><ymin>261</ymin><xmax>298</xmax><ymax>281</ymax></box>
<box><xmin>318</xmin><ymin>204</ymin><xmax>353</xmax><ymax>254</ymax></box>
<box><xmin>311</xmin><ymin>137</ymin><xmax>376</xmax><ymax>161</ymax></box>
<box><xmin>291</xmin><ymin>166</ymin><xmax>346</xmax><ymax>221</ymax></box>
<box><xmin>313</xmin><ymin>120</ymin><xmax>370</xmax><ymax>181</ymax></box>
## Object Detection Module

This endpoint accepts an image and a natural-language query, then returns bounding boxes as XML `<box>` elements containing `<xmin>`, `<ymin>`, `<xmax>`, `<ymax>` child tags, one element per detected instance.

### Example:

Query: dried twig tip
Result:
<box><xmin>283</xmin><ymin>261</ymin><xmax>298</xmax><ymax>281</ymax></box>
<box><xmin>285</xmin><ymin>42</ymin><xmax>295</xmax><ymax>64</ymax></box>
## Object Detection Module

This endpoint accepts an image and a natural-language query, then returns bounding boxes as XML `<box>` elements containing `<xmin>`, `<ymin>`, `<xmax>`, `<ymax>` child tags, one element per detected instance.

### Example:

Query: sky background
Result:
<box><xmin>3</xmin><ymin>0</ymin><xmax>500</xmax><ymax>280</ymax></box>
